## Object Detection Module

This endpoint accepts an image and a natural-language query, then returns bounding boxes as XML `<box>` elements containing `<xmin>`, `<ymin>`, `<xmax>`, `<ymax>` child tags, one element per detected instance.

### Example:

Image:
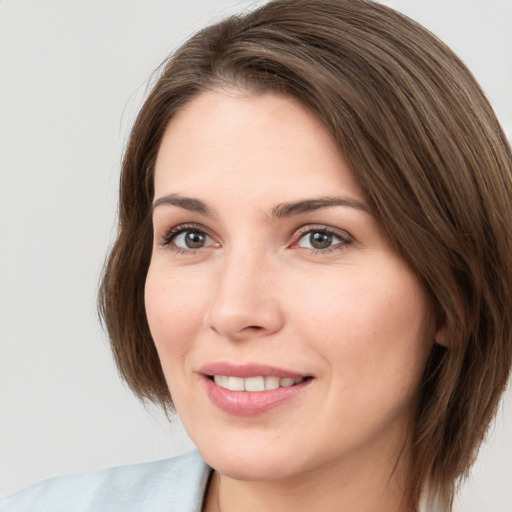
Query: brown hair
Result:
<box><xmin>98</xmin><ymin>0</ymin><xmax>512</xmax><ymax>509</ymax></box>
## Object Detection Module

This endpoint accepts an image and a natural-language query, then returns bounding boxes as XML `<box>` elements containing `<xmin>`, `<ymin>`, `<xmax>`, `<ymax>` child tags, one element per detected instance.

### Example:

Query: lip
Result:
<box><xmin>199</xmin><ymin>362</ymin><xmax>313</xmax><ymax>416</ymax></box>
<box><xmin>199</xmin><ymin>362</ymin><xmax>306</xmax><ymax>379</ymax></box>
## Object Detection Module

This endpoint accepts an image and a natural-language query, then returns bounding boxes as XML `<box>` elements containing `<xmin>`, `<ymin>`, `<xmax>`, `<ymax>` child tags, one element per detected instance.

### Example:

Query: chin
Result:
<box><xmin>196</xmin><ymin>438</ymin><xmax>307</xmax><ymax>481</ymax></box>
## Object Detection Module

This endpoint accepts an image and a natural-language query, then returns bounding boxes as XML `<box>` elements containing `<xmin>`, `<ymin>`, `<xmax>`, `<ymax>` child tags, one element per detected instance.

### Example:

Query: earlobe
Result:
<box><xmin>435</xmin><ymin>325</ymin><xmax>449</xmax><ymax>347</ymax></box>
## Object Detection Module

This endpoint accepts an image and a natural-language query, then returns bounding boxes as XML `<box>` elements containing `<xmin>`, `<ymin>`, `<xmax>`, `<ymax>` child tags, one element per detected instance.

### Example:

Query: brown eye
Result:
<box><xmin>184</xmin><ymin>231</ymin><xmax>206</xmax><ymax>248</ymax></box>
<box><xmin>296</xmin><ymin>228</ymin><xmax>351</xmax><ymax>251</ymax></box>
<box><xmin>171</xmin><ymin>229</ymin><xmax>214</xmax><ymax>250</ymax></box>
<box><xmin>308</xmin><ymin>232</ymin><xmax>333</xmax><ymax>249</ymax></box>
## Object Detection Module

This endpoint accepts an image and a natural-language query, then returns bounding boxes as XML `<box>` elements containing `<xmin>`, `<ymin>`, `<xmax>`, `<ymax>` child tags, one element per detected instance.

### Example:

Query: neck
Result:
<box><xmin>203</xmin><ymin>440</ymin><xmax>414</xmax><ymax>512</ymax></box>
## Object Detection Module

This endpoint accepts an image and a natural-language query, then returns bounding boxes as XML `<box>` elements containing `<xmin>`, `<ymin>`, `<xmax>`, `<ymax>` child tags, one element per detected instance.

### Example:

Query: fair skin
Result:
<box><xmin>145</xmin><ymin>89</ymin><xmax>437</xmax><ymax>512</ymax></box>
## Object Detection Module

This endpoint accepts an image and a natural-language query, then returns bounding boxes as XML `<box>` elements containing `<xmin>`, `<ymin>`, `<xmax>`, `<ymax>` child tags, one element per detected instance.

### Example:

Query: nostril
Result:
<box><xmin>205</xmin><ymin>297</ymin><xmax>284</xmax><ymax>339</ymax></box>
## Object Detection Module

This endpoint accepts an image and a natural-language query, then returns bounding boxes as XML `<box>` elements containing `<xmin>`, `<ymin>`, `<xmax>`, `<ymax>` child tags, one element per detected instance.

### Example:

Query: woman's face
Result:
<box><xmin>145</xmin><ymin>89</ymin><xmax>435</xmax><ymax>482</ymax></box>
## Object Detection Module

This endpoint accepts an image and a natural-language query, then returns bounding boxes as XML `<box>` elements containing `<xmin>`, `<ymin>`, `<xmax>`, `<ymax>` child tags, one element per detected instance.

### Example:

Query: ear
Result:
<box><xmin>435</xmin><ymin>324</ymin><xmax>449</xmax><ymax>347</ymax></box>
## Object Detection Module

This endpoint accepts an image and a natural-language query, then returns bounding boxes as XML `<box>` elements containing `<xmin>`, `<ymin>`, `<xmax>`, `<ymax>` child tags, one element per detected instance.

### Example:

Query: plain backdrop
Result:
<box><xmin>1</xmin><ymin>1</ymin><xmax>511</xmax><ymax>510</ymax></box>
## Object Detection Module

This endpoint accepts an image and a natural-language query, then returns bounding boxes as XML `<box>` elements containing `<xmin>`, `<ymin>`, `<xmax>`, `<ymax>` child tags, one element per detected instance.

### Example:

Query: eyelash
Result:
<box><xmin>160</xmin><ymin>223</ymin><xmax>213</xmax><ymax>255</ymax></box>
<box><xmin>159</xmin><ymin>223</ymin><xmax>352</xmax><ymax>255</ymax></box>
<box><xmin>292</xmin><ymin>225</ymin><xmax>352</xmax><ymax>254</ymax></box>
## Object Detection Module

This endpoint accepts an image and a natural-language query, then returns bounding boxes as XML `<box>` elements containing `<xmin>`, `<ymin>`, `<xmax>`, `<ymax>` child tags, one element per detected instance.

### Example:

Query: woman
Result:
<box><xmin>3</xmin><ymin>0</ymin><xmax>511</xmax><ymax>511</ymax></box>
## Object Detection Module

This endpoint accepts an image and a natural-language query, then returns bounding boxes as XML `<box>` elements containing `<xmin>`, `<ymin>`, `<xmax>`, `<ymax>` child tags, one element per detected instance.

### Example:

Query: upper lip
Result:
<box><xmin>199</xmin><ymin>362</ymin><xmax>309</xmax><ymax>379</ymax></box>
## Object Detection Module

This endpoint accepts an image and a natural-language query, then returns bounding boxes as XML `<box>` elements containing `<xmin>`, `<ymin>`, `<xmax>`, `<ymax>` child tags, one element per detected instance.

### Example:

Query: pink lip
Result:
<box><xmin>199</xmin><ymin>362</ymin><xmax>313</xmax><ymax>417</ymax></box>
<box><xmin>199</xmin><ymin>362</ymin><xmax>306</xmax><ymax>379</ymax></box>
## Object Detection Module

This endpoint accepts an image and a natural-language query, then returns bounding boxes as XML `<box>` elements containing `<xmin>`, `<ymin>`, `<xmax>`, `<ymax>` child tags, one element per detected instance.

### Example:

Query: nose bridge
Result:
<box><xmin>205</xmin><ymin>244</ymin><xmax>283</xmax><ymax>339</ymax></box>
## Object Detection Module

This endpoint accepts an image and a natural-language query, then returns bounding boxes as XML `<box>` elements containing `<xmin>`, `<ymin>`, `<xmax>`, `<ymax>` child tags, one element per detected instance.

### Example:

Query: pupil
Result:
<box><xmin>310</xmin><ymin>232</ymin><xmax>332</xmax><ymax>249</ymax></box>
<box><xmin>186</xmin><ymin>232</ymin><xmax>205</xmax><ymax>248</ymax></box>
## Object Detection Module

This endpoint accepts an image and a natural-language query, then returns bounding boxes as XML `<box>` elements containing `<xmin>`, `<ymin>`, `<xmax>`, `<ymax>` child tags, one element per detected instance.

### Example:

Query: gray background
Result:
<box><xmin>1</xmin><ymin>1</ymin><xmax>511</xmax><ymax>510</ymax></box>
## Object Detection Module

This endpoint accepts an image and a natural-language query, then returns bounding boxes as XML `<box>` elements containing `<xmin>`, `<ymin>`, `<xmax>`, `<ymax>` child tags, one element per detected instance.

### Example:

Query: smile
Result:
<box><xmin>212</xmin><ymin>375</ymin><xmax>305</xmax><ymax>392</ymax></box>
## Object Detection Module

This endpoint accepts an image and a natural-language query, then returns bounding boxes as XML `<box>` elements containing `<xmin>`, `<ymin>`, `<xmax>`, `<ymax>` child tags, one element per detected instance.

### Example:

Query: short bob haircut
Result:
<box><xmin>99</xmin><ymin>0</ymin><xmax>512</xmax><ymax>509</ymax></box>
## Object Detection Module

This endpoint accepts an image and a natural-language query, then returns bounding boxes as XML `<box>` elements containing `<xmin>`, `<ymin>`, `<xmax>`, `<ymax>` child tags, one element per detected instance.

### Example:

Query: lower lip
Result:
<box><xmin>203</xmin><ymin>376</ymin><xmax>312</xmax><ymax>416</ymax></box>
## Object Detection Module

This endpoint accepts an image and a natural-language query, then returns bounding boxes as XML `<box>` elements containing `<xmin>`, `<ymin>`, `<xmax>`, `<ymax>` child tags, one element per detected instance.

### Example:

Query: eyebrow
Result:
<box><xmin>152</xmin><ymin>194</ymin><xmax>215</xmax><ymax>216</ymax></box>
<box><xmin>152</xmin><ymin>194</ymin><xmax>371</xmax><ymax>218</ymax></box>
<box><xmin>271</xmin><ymin>196</ymin><xmax>371</xmax><ymax>218</ymax></box>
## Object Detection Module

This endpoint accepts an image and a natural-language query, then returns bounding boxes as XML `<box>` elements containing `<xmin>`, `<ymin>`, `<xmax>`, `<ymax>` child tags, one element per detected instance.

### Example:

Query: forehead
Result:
<box><xmin>154</xmin><ymin>89</ymin><xmax>365</xmax><ymax>205</ymax></box>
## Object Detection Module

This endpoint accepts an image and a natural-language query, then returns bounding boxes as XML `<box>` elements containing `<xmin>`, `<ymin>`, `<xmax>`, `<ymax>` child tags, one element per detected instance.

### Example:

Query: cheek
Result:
<box><xmin>144</xmin><ymin>268</ymin><xmax>206</xmax><ymax>374</ymax></box>
<box><xmin>291</xmin><ymin>264</ymin><xmax>432</xmax><ymax>385</ymax></box>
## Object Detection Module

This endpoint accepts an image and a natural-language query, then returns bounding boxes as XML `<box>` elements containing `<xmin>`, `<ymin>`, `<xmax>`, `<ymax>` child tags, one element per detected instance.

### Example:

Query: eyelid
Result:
<box><xmin>291</xmin><ymin>224</ymin><xmax>353</xmax><ymax>251</ymax></box>
<box><xmin>157</xmin><ymin>222</ymin><xmax>352</xmax><ymax>254</ymax></box>
<box><xmin>159</xmin><ymin>222</ymin><xmax>217</xmax><ymax>250</ymax></box>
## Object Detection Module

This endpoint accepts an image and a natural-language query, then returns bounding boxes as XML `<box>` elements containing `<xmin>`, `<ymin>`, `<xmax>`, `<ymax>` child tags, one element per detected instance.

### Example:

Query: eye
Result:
<box><xmin>296</xmin><ymin>227</ymin><xmax>351</xmax><ymax>251</ymax></box>
<box><xmin>174</xmin><ymin>230</ymin><xmax>212</xmax><ymax>249</ymax></box>
<box><xmin>161</xmin><ymin>225</ymin><xmax>217</xmax><ymax>251</ymax></box>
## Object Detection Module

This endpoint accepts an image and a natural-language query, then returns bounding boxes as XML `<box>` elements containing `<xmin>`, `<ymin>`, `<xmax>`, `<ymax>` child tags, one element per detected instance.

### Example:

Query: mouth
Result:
<box><xmin>199</xmin><ymin>363</ymin><xmax>314</xmax><ymax>416</ymax></box>
<box><xmin>210</xmin><ymin>375</ymin><xmax>308</xmax><ymax>392</ymax></box>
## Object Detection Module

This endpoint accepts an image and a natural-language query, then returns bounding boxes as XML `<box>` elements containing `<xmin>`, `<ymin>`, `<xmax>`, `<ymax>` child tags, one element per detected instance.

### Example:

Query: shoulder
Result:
<box><xmin>1</xmin><ymin>450</ymin><xmax>211</xmax><ymax>512</ymax></box>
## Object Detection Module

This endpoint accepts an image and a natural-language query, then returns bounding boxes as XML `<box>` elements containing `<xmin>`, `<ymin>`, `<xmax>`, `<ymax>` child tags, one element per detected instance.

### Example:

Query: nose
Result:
<box><xmin>204</xmin><ymin>250</ymin><xmax>284</xmax><ymax>341</ymax></box>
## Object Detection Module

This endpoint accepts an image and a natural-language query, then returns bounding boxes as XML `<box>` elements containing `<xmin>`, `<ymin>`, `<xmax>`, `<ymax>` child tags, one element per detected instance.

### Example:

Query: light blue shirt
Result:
<box><xmin>1</xmin><ymin>450</ymin><xmax>211</xmax><ymax>512</ymax></box>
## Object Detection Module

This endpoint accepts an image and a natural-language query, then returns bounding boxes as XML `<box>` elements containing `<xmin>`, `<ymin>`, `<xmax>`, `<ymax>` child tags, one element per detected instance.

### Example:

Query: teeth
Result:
<box><xmin>214</xmin><ymin>375</ymin><xmax>227</xmax><ymax>388</ymax></box>
<box><xmin>264</xmin><ymin>376</ymin><xmax>280</xmax><ymax>390</ymax></box>
<box><xmin>213</xmin><ymin>375</ymin><xmax>305</xmax><ymax>391</ymax></box>
<box><xmin>227</xmin><ymin>376</ymin><xmax>245</xmax><ymax>391</ymax></box>
<box><xmin>245</xmin><ymin>376</ymin><xmax>265</xmax><ymax>391</ymax></box>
